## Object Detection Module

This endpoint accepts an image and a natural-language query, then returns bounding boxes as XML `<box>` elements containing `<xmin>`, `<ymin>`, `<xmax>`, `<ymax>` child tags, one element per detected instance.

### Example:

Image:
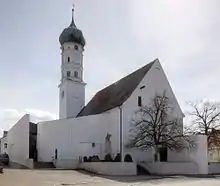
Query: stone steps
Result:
<box><xmin>34</xmin><ymin>162</ymin><xmax>55</xmax><ymax>169</ymax></box>
<box><xmin>137</xmin><ymin>162</ymin><xmax>151</xmax><ymax>175</ymax></box>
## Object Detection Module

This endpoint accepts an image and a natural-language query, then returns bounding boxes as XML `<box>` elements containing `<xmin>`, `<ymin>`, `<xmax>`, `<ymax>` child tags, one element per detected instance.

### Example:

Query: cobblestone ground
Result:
<box><xmin>0</xmin><ymin>169</ymin><xmax>220</xmax><ymax>186</ymax></box>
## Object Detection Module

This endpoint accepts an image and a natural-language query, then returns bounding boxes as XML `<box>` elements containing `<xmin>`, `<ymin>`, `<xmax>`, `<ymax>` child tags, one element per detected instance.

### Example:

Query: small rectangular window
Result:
<box><xmin>67</xmin><ymin>57</ymin><xmax>70</xmax><ymax>62</ymax></box>
<box><xmin>67</xmin><ymin>71</ymin><xmax>71</xmax><ymax>77</ymax></box>
<box><xmin>4</xmin><ymin>143</ymin><xmax>7</xmax><ymax>149</ymax></box>
<box><xmin>138</xmin><ymin>96</ymin><xmax>142</xmax><ymax>107</ymax></box>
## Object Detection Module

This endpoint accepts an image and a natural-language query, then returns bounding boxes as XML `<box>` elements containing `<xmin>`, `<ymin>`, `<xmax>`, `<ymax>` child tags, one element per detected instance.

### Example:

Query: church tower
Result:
<box><xmin>58</xmin><ymin>7</ymin><xmax>86</xmax><ymax>119</ymax></box>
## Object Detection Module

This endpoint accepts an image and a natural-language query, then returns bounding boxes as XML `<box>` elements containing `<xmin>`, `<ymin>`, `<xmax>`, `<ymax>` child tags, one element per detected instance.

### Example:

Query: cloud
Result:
<box><xmin>128</xmin><ymin>0</ymin><xmax>220</xmax><ymax>110</ymax></box>
<box><xmin>25</xmin><ymin>108</ymin><xmax>57</xmax><ymax>123</ymax></box>
<box><xmin>0</xmin><ymin>108</ymin><xmax>57</xmax><ymax>137</ymax></box>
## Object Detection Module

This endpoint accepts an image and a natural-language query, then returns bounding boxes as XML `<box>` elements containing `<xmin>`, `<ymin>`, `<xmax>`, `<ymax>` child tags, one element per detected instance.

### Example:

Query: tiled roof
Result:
<box><xmin>77</xmin><ymin>59</ymin><xmax>157</xmax><ymax>117</ymax></box>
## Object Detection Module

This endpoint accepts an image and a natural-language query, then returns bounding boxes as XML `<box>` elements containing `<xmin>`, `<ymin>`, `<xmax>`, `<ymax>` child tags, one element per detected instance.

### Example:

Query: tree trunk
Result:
<box><xmin>154</xmin><ymin>146</ymin><xmax>160</xmax><ymax>162</ymax></box>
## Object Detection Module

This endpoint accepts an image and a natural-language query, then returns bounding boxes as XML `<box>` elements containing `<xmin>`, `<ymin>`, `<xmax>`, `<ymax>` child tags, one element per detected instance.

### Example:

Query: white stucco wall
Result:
<box><xmin>7</xmin><ymin>114</ymin><xmax>30</xmax><ymax>167</ymax></box>
<box><xmin>0</xmin><ymin>137</ymin><xmax>8</xmax><ymax>154</ymax></box>
<box><xmin>137</xmin><ymin>135</ymin><xmax>208</xmax><ymax>175</ymax></box>
<box><xmin>122</xmin><ymin>60</ymin><xmax>184</xmax><ymax>162</ymax></box>
<box><xmin>190</xmin><ymin>135</ymin><xmax>208</xmax><ymax>174</ymax></box>
<box><xmin>37</xmin><ymin>108</ymin><xmax>120</xmax><ymax>163</ymax></box>
<box><xmin>168</xmin><ymin>135</ymin><xmax>208</xmax><ymax>174</ymax></box>
<box><xmin>59</xmin><ymin>80</ymin><xmax>85</xmax><ymax>119</ymax></box>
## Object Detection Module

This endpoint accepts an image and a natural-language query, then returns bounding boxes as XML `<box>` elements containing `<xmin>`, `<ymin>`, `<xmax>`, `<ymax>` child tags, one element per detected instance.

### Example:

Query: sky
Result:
<box><xmin>0</xmin><ymin>0</ymin><xmax>220</xmax><ymax>135</ymax></box>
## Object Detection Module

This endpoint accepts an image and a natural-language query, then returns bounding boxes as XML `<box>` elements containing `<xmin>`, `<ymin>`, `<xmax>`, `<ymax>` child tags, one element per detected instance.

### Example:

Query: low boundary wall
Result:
<box><xmin>209</xmin><ymin>163</ymin><xmax>220</xmax><ymax>174</ymax></box>
<box><xmin>79</xmin><ymin>162</ymin><xmax>137</xmax><ymax>176</ymax></box>
<box><xmin>9</xmin><ymin>158</ymin><xmax>33</xmax><ymax>169</ymax></box>
<box><xmin>146</xmin><ymin>162</ymin><xmax>198</xmax><ymax>175</ymax></box>
<box><xmin>53</xmin><ymin>159</ymin><xmax>79</xmax><ymax>169</ymax></box>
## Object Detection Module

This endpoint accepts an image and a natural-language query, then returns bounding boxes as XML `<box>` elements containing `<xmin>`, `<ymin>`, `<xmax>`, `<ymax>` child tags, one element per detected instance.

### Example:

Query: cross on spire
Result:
<box><xmin>72</xmin><ymin>4</ymin><xmax>75</xmax><ymax>14</ymax></box>
<box><xmin>70</xmin><ymin>4</ymin><xmax>76</xmax><ymax>27</ymax></box>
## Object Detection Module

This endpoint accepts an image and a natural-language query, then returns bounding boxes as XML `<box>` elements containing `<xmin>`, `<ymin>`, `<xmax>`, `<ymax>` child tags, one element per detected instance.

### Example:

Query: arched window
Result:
<box><xmin>74</xmin><ymin>71</ymin><xmax>78</xmax><ymax>78</ymax></box>
<box><xmin>67</xmin><ymin>71</ymin><xmax>71</xmax><ymax>77</ymax></box>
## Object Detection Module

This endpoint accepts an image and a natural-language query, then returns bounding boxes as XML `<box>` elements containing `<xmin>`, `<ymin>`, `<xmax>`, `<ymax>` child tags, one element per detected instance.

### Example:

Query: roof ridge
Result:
<box><xmin>96</xmin><ymin>59</ymin><xmax>158</xmax><ymax>95</ymax></box>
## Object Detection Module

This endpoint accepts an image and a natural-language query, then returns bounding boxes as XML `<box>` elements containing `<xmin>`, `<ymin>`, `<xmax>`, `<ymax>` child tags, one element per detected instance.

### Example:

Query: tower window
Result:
<box><xmin>67</xmin><ymin>71</ymin><xmax>71</xmax><ymax>77</ymax></box>
<box><xmin>61</xmin><ymin>91</ymin><xmax>64</xmax><ymax>98</ymax></box>
<box><xmin>138</xmin><ymin>96</ymin><xmax>142</xmax><ymax>107</ymax></box>
<box><xmin>4</xmin><ymin>143</ymin><xmax>7</xmax><ymax>149</ymax></box>
<box><xmin>74</xmin><ymin>45</ymin><xmax>78</xmax><ymax>50</ymax></box>
<box><xmin>67</xmin><ymin>57</ymin><xmax>70</xmax><ymax>62</ymax></box>
<box><xmin>74</xmin><ymin>71</ymin><xmax>78</xmax><ymax>78</ymax></box>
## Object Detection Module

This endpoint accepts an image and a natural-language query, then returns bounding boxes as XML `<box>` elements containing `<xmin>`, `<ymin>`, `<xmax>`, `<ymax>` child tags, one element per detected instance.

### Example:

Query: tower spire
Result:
<box><xmin>70</xmin><ymin>4</ymin><xmax>76</xmax><ymax>27</ymax></box>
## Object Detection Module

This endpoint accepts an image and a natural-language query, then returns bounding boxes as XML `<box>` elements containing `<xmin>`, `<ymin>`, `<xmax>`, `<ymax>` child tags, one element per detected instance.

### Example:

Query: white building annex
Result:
<box><xmin>1</xmin><ymin>7</ymin><xmax>211</xmax><ymax>175</ymax></box>
<box><xmin>0</xmin><ymin>131</ymin><xmax>8</xmax><ymax>154</ymax></box>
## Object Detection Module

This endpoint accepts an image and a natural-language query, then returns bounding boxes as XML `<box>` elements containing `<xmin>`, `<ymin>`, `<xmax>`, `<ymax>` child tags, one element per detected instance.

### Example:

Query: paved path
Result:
<box><xmin>0</xmin><ymin>169</ymin><xmax>220</xmax><ymax>186</ymax></box>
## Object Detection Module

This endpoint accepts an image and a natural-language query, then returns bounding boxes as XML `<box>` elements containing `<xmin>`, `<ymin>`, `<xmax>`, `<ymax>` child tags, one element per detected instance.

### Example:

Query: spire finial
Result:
<box><xmin>72</xmin><ymin>4</ymin><xmax>75</xmax><ymax>16</ymax></box>
<box><xmin>70</xmin><ymin>4</ymin><xmax>76</xmax><ymax>27</ymax></box>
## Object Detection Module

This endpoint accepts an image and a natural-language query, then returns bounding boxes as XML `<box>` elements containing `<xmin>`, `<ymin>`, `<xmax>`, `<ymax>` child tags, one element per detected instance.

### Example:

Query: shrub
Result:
<box><xmin>88</xmin><ymin>156</ymin><xmax>92</xmax><ymax>162</ymax></box>
<box><xmin>83</xmin><ymin>155</ymin><xmax>100</xmax><ymax>162</ymax></box>
<box><xmin>124</xmin><ymin>154</ymin><xmax>133</xmax><ymax>162</ymax></box>
<box><xmin>91</xmin><ymin>156</ymin><xmax>95</xmax><ymax>162</ymax></box>
<box><xmin>114</xmin><ymin>153</ymin><xmax>121</xmax><ymax>162</ymax></box>
<box><xmin>95</xmin><ymin>155</ymin><xmax>100</xmax><ymax>161</ymax></box>
<box><xmin>91</xmin><ymin>155</ymin><xmax>100</xmax><ymax>162</ymax></box>
<box><xmin>104</xmin><ymin>154</ymin><xmax>113</xmax><ymax>162</ymax></box>
<box><xmin>83</xmin><ymin>156</ymin><xmax>88</xmax><ymax>162</ymax></box>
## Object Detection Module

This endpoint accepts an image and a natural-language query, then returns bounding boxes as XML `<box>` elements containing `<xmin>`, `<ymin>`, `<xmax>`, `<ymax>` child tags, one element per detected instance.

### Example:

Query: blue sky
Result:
<box><xmin>0</xmin><ymin>0</ymin><xmax>220</xmax><ymax>134</ymax></box>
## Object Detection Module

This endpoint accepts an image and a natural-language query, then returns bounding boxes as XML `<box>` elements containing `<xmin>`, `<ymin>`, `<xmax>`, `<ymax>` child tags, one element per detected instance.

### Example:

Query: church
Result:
<box><xmin>1</xmin><ymin>8</ymin><xmax>209</xmax><ymax>174</ymax></box>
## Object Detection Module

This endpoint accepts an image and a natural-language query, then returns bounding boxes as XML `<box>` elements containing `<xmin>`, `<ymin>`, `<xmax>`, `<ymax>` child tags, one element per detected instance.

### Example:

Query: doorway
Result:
<box><xmin>159</xmin><ymin>147</ymin><xmax>168</xmax><ymax>162</ymax></box>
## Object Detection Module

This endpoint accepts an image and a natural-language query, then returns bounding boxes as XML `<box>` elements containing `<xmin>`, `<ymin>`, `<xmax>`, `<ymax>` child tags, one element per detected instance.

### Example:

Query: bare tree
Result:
<box><xmin>126</xmin><ymin>92</ymin><xmax>195</xmax><ymax>161</ymax></box>
<box><xmin>208</xmin><ymin>128</ymin><xmax>220</xmax><ymax>149</ymax></box>
<box><xmin>186</xmin><ymin>100</ymin><xmax>220</xmax><ymax>142</ymax></box>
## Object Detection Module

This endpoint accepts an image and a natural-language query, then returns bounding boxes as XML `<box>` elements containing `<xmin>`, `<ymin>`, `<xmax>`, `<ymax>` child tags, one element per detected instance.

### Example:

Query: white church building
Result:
<box><xmin>1</xmin><ymin>8</ymin><xmax>210</xmax><ymax>175</ymax></box>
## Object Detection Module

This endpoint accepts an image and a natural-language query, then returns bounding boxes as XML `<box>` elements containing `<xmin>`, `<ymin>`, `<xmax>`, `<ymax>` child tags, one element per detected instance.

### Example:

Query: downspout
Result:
<box><xmin>119</xmin><ymin>106</ymin><xmax>123</xmax><ymax>162</ymax></box>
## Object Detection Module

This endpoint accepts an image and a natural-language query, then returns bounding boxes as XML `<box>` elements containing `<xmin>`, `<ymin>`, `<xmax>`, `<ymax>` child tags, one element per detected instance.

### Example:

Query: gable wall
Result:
<box><xmin>7</xmin><ymin>114</ymin><xmax>30</xmax><ymax>166</ymax></box>
<box><xmin>122</xmin><ymin>60</ymin><xmax>184</xmax><ymax>162</ymax></box>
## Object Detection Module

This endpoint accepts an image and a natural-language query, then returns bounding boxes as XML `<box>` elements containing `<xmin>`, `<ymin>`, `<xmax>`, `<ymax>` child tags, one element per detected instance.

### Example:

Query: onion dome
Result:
<box><xmin>59</xmin><ymin>7</ymin><xmax>85</xmax><ymax>46</ymax></box>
